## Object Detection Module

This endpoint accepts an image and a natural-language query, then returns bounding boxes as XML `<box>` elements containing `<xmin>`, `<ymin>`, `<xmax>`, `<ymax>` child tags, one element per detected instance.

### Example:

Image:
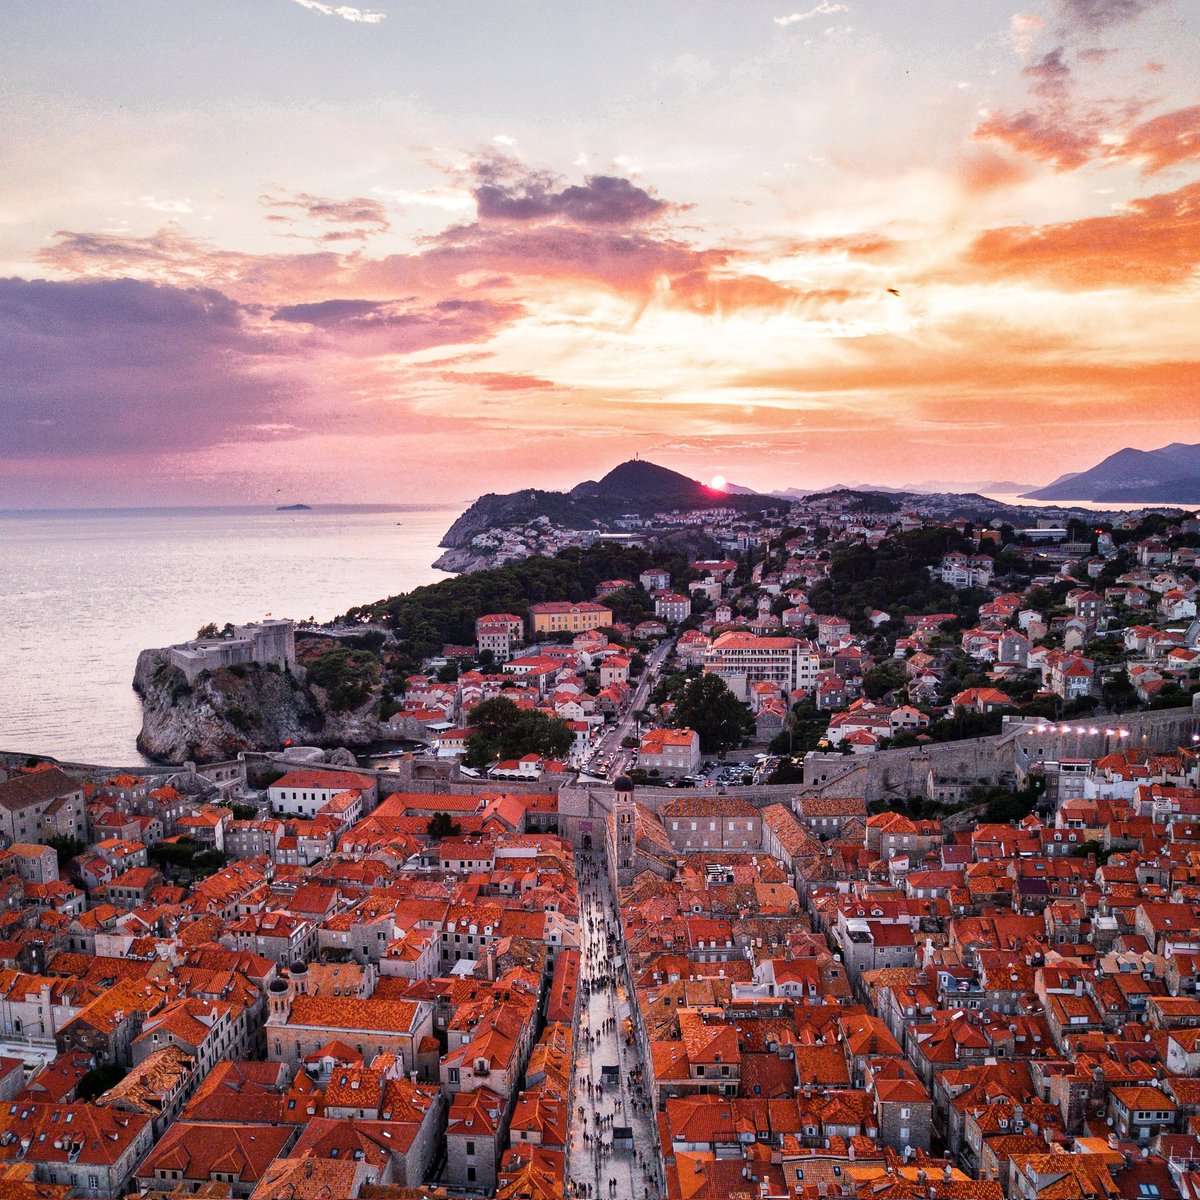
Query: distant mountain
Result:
<box><xmin>903</xmin><ymin>479</ymin><xmax>1039</xmax><ymax>496</ymax></box>
<box><xmin>439</xmin><ymin>459</ymin><xmax>776</xmax><ymax>549</ymax></box>
<box><xmin>1023</xmin><ymin>442</ymin><xmax>1200</xmax><ymax>503</ymax></box>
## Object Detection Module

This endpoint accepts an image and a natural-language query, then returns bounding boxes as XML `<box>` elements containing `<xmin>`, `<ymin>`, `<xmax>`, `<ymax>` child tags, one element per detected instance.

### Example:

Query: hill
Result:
<box><xmin>439</xmin><ymin>459</ymin><xmax>775</xmax><ymax>549</ymax></box>
<box><xmin>1024</xmin><ymin>443</ymin><xmax>1200</xmax><ymax>503</ymax></box>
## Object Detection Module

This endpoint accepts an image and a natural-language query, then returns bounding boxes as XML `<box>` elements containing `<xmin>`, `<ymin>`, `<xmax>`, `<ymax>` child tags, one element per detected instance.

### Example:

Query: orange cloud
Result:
<box><xmin>1114</xmin><ymin>103</ymin><xmax>1200</xmax><ymax>173</ymax></box>
<box><xmin>965</xmin><ymin>179</ymin><xmax>1200</xmax><ymax>287</ymax></box>
<box><xmin>974</xmin><ymin>109</ymin><xmax>1099</xmax><ymax>170</ymax></box>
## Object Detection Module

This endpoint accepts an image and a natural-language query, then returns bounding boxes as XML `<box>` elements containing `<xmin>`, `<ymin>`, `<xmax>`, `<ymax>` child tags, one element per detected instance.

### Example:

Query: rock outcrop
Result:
<box><xmin>431</xmin><ymin>546</ymin><xmax>506</xmax><ymax>573</ymax></box>
<box><xmin>133</xmin><ymin>650</ymin><xmax>385</xmax><ymax>764</ymax></box>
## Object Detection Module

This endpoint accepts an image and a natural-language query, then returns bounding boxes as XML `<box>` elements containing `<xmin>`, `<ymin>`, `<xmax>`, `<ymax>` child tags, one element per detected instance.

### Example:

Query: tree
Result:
<box><xmin>673</xmin><ymin>674</ymin><xmax>753</xmax><ymax>754</ymax></box>
<box><xmin>464</xmin><ymin>696</ymin><xmax>572</xmax><ymax>766</ymax></box>
<box><xmin>45</xmin><ymin>835</ymin><xmax>86</xmax><ymax>870</ymax></box>
<box><xmin>1024</xmin><ymin>586</ymin><xmax>1055</xmax><ymax>612</ymax></box>
<box><xmin>427</xmin><ymin>812</ymin><xmax>462</xmax><ymax>839</ymax></box>
<box><xmin>862</xmin><ymin>661</ymin><xmax>906</xmax><ymax>701</ymax></box>
<box><xmin>76</xmin><ymin>1064</ymin><xmax>126</xmax><ymax>1102</ymax></box>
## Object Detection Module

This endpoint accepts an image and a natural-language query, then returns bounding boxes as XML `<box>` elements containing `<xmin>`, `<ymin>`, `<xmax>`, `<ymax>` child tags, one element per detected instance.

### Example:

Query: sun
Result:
<box><xmin>710</xmin><ymin>474</ymin><xmax>727</xmax><ymax>491</ymax></box>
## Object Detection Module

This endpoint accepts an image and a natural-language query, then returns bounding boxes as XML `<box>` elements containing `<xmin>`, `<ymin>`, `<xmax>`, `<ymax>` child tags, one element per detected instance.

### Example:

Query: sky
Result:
<box><xmin>2</xmin><ymin>0</ymin><xmax>1199</xmax><ymax>507</ymax></box>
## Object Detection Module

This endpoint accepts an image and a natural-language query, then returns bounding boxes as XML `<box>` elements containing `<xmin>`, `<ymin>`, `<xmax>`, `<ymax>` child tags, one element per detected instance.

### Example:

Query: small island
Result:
<box><xmin>276</xmin><ymin>503</ymin><xmax>312</xmax><ymax>511</ymax></box>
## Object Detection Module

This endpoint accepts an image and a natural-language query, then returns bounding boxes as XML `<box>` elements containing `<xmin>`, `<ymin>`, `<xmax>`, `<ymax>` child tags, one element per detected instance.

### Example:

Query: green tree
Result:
<box><xmin>307</xmin><ymin>647</ymin><xmax>380</xmax><ymax>712</ymax></box>
<box><xmin>426</xmin><ymin>812</ymin><xmax>462</xmax><ymax>839</ymax></box>
<box><xmin>673</xmin><ymin>674</ymin><xmax>753</xmax><ymax>753</ymax></box>
<box><xmin>862</xmin><ymin>661</ymin><xmax>906</xmax><ymax>701</ymax></box>
<box><xmin>464</xmin><ymin>696</ymin><xmax>572</xmax><ymax>766</ymax></box>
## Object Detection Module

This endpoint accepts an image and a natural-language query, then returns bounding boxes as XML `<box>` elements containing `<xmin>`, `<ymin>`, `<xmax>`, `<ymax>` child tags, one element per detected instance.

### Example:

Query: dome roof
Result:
<box><xmin>613</xmin><ymin>774</ymin><xmax>634</xmax><ymax>793</ymax></box>
<box><xmin>268</xmin><ymin>978</ymin><xmax>290</xmax><ymax>994</ymax></box>
<box><xmin>289</xmin><ymin>960</ymin><xmax>308</xmax><ymax>975</ymax></box>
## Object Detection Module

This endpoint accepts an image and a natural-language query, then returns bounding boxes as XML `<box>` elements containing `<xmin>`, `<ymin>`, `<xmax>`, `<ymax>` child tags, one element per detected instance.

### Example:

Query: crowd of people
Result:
<box><xmin>568</xmin><ymin>853</ymin><xmax>661</xmax><ymax>1200</ymax></box>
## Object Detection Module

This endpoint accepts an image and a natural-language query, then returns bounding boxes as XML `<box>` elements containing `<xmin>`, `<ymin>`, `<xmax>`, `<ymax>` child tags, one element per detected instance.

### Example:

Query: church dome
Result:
<box><xmin>613</xmin><ymin>774</ymin><xmax>634</xmax><ymax>793</ymax></box>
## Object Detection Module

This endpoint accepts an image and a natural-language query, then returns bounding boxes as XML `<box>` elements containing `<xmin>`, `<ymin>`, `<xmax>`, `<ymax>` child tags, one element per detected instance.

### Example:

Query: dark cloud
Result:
<box><xmin>0</xmin><ymin>277</ymin><xmax>287</xmax><ymax>456</ymax></box>
<box><xmin>261</xmin><ymin>191</ymin><xmax>391</xmax><ymax>242</ymax></box>
<box><xmin>469</xmin><ymin>155</ymin><xmax>670</xmax><ymax>227</ymax></box>
<box><xmin>1024</xmin><ymin>47</ymin><xmax>1073</xmax><ymax>99</ymax></box>
<box><xmin>271</xmin><ymin>296</ymin><xmax>521</xmax><ymax>352</ymax></box>
<box><xmin>272</xmin><ymin>299</ymin><xmax>391</xmax><ymax>325</ymax></box>
<box><xmin>1056</xmin><ymin>0</ymin><xmax>1166</xmax><ymax>32</ymax></box>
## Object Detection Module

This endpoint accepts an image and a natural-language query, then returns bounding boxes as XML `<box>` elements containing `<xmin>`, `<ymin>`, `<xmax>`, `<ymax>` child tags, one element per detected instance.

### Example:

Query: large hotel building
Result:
<box><xmin>702</xmin><ymin>632</ymin><xmax>821</xmax><ymax>700</ymax></box>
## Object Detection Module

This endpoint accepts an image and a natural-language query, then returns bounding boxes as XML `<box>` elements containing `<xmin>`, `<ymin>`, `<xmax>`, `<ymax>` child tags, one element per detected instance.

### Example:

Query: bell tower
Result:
<box><xmin>612</xmin><ymin>774</ymin><xmax>636</xmax><ymax>884</ymax></box>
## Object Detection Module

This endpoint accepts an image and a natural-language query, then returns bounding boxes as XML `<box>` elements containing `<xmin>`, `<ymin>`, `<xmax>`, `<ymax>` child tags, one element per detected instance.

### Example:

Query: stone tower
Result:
<box><xmin>267</xmin><ymin>975</ymin><xmax>293</xmax><ymax>1024</ymax></box>
<box><xmin>612</xmin><ymin>774</ymin><xmax>636</xmax><ymax>885</ymax></box>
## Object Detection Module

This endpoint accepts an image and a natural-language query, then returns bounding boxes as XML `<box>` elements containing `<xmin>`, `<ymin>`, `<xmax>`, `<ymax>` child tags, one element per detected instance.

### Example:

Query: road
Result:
<box><xmin>579</xmin><ymin>636</ymin><xmax>675</xmax><ymax>782</ymax></box>
<box><xmin>567</xmin><ymin>852</ymin><xmax>662</xmax><ymax>1200</ymax></box>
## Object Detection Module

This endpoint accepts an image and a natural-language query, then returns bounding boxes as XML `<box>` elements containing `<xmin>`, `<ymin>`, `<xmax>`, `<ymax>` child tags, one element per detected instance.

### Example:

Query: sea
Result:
<box><xmin>0</xmin><ymin>505</ymin><xmax>457</xmax><ymax>766</ymax></box>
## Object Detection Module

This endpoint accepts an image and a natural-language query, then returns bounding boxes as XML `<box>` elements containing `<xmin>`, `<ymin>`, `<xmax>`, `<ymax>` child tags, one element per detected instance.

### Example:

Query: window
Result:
<box><xmin>466</xmin><ymin>1141</ymin><xmax>475</xmax><ymax>1155</ymax></box>
<box><xmin>467</xmin><ymin>1167</ymin><xmax>477</xmax><ymax>1182</ymax></box>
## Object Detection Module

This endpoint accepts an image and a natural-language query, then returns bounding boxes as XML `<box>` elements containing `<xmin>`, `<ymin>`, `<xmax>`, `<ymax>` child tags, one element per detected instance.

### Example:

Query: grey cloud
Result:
<box><xmin>1056</xmin><ymin>0</ymin><xmax>1166</xmax><ymax>31</ymax></box>
<box><xmin>470</xmin><ymin>156</ymin><xmax>670</xmax><ymax>227</ymax></box>
<box><xmin>1024</xmin><ymin>47</ymin><xmax>1073</xmax><ymax>99</ymax></box>
<box><xmin>271</xmin><ymin>296</ymin><xmax>521</xmax><ymax>351</ymax></box>
<box><xmin>0</xmin><ymin>277</ymin><xmax>287</xmax><ymax>457</ymax></box>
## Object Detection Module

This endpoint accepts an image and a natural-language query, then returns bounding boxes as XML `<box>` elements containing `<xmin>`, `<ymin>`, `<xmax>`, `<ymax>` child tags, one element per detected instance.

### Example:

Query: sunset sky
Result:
<box><xmin>2</xmin><ymin>0</ymin><xmax>1199</xmax><ymax>507</ymax></box>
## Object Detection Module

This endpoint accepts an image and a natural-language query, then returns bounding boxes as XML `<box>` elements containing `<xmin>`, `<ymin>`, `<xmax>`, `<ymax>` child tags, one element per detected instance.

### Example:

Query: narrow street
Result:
<box><xmin>580</xmin><ymin>635</ymin><xmax>675</xmax><ymax>781</ymax></box>
<box><xmin>568</xmin><ymin>852</ymin><xmax>661</xmax><ymax>1200</ymax></box>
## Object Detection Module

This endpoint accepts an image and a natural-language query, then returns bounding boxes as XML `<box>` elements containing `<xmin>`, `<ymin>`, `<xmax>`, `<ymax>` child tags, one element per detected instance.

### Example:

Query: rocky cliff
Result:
<box><xmin>133</xmin><ymin>650</ymin><xmax>386</xmax><ymax>764</ymax></box>
<box><xmin>432</xmin><ymin>546</ymin><xmax>506</xmax><ymax>573</ymax></box>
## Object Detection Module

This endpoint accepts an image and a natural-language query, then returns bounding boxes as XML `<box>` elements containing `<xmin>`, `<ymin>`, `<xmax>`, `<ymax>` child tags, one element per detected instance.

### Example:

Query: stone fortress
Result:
<box><xmin>166</xmin><ymin>618</ymin><xmax>297</xmax><ymax>683</ymax></box>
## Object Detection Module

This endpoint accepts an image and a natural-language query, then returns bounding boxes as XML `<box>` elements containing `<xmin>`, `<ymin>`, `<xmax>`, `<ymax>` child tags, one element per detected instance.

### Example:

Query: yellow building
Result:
<box><xmin>528</xmin><ymin>601</ymin><xmax>613</xmax><ymax>636</ymax></box>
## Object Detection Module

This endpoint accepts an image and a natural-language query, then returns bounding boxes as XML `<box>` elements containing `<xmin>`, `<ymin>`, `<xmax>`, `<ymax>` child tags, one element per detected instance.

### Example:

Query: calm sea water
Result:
<box><xmin>0</xmin><ymin>505</ymin><xmax>456</xmax><ymax>765</ymax></box>
<box><xmin>984</xmin><ymin>493</ymin><xmax>1200</xmax><ymax>512</ymax></box>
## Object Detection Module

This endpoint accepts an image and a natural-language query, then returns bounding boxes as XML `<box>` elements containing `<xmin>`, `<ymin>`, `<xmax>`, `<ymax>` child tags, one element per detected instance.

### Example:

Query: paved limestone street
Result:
<box><xmin>568</xmin><ymin>851</ymin><xmax>661</xmax><ymax>1200</ymax></box>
